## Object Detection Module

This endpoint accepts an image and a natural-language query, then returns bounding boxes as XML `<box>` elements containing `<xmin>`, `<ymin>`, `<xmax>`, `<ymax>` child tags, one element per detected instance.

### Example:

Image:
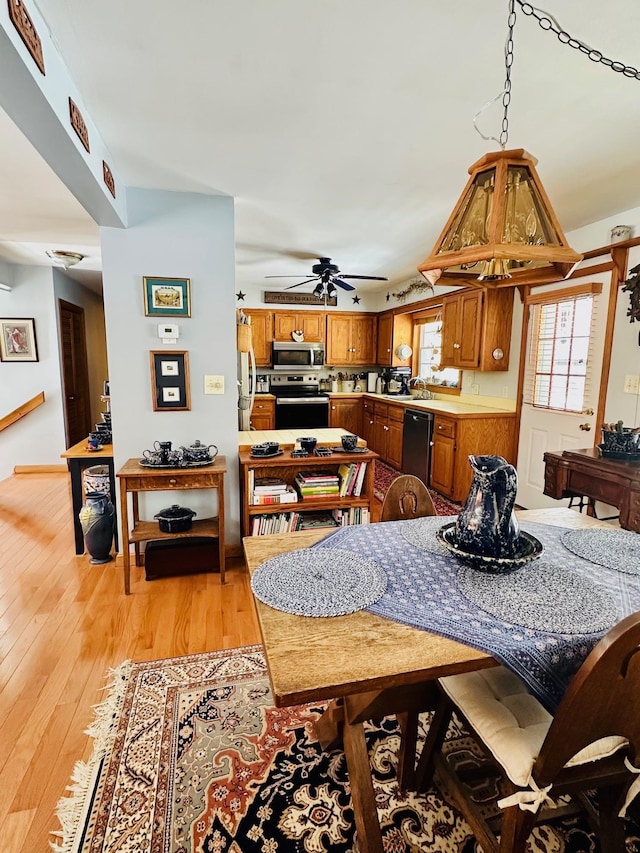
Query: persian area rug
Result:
<box><xmin>53</xmin><ymin>646</ymin><xmax>639</xmax><ymax>853</ymax></box>
<box><xmin>374</xmin><ymin>459</ymin><xmax>461</xmax><ymax>515</ymax></box>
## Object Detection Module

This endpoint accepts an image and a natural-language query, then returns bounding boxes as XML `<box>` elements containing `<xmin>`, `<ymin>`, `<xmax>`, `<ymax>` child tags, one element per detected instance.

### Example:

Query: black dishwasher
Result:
<box><xmin>402</xmin><ymin>409</ymin><xmax>434</xmax><ymax>486</ymax></box>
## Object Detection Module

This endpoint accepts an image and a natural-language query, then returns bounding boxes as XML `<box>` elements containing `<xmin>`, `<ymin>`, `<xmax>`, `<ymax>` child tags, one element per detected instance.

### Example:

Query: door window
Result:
<box><xmin>527</xmin><ymin>295</ymin><xmax>594</xmax><ymax>413</ymax></box>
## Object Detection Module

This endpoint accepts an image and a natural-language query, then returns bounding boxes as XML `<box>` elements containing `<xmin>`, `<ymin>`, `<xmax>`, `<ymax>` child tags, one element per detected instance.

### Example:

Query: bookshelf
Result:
<box><xmin>239</xmin><ymin>446</ymin><xmax>379</xmax><ymax>537</ymax></box>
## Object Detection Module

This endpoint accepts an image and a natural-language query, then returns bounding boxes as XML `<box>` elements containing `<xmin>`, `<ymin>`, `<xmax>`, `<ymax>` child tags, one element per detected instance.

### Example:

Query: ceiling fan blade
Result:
<box><xmin>265</xmin><ymin>275</ymin><xmax>315</xmax><ymax>279</ymax></box>
<box><xmin>340</xmin><ymin>274</ymin><xmax>389</xmax><ymax>281</ymax></box>
<box><xmin>332</xmin><ymin>277</ymin><xmax>356</xmax><ymax>292</ymax></box>
<box><xmin>284</xmin><ymin>277</ymin><xmax>320</xmax><ymax>290</ymax></box>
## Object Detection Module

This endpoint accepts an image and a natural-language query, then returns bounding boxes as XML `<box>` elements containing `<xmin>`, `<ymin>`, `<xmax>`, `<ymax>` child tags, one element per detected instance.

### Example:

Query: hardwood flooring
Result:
<box><xmin>0</xmin><ymin>472</ymin><xmax>262</xmax><ymax>853</ymax></box>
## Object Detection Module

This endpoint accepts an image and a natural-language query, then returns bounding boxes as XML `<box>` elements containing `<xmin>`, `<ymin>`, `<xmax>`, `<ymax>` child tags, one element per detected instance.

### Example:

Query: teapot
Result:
<box><xmin>181</xmin><ymin>440</ymin><xmax>218</xmax><ymax>463</ymax></box>
<box><xmin>454</xmin><ymin>455</ymin><xmax>519</xmax><ymax>559</ymax></box>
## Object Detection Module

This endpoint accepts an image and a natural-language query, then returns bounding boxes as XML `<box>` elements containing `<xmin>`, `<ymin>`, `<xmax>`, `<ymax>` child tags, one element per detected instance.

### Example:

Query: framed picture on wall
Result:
<box><xmin>150</xmin><ymin>350</ymin><xmax>191</xmax><ymax>411</ymax></box>
<box><xmin>143</xmin><ymin>277</ymin><xmax>191</xmax><ymax>317</ymax></box>
<box><xmin>0</xmin><ymin>318</ymin><xmax>38</xmax><ymax>362</ymax></box>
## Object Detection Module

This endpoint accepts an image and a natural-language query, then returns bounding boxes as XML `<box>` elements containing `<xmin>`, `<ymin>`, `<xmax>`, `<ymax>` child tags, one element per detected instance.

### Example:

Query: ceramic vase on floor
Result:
<box><xmin>79</xmin><ymin>490</ymin><xmax>114</xmax><ymax>564</ymax></box>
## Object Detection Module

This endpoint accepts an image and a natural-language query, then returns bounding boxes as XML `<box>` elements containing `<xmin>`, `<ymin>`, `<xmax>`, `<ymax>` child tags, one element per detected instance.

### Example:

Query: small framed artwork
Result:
<box><xmin>150</xmin><ymin>350</ymin><xmax>191</xmax><ymax>411</ymax></box>
<box><xmin>143</xmin><ymin>276</ymin><xmax>191</xmax><ymax>317</ymax></box>
<box><xmin>0</xmin><ymin>318</ymin><xmax>39</xmax><ymax>362</ymax></box>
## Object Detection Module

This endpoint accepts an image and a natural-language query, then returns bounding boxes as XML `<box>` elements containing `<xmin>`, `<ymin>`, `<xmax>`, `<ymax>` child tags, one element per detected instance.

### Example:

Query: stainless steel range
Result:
<box><xmin>270</xmin><ymin>375</ymin><xmax>329</xmax><ymax>430</ymax></box>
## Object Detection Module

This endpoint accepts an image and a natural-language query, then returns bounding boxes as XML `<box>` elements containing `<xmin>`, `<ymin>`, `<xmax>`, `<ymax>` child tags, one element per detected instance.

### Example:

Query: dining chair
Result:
<box><xmin>408</xmin><ymin>611</ymin><xmax>640</xmax><ymax>853</ymax></box>
<box><xmin>380</xmin><ymin>474</ymin><xmax>436</xmax><ymax>522</ymax></box>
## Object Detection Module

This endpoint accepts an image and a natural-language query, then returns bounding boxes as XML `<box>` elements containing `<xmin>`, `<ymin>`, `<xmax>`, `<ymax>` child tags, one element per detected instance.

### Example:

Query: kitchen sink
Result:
<box><xmin>383</xmin><ymin>394</ymin><xmax>413</xmax><ymax>400</ymax></box>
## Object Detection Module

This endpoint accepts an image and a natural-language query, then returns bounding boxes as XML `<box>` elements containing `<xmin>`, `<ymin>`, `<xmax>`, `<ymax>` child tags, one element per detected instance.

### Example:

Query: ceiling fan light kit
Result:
<box><xmin>266</xmin><ymin>257</ymin><xmax>388</xmax><ymax>298</ymax></box>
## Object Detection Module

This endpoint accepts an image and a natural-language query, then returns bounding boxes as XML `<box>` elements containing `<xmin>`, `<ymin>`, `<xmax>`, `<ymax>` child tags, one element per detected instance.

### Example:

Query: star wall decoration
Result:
<box><xmin>352</xmin><ymin>295</ymin><xmax>361</xmax><ymax>304</ymax></box>
<box><xmin>236</xmin><ymin>291</ymin><xmax>245</xmax><ymax>301</ymax></box>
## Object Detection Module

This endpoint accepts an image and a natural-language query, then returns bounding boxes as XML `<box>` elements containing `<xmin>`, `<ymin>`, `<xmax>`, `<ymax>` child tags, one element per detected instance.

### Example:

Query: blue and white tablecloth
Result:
<box><xmin>309</xmin><ymin>519</ymin><xmax>640</xmax><ymax>711</ymax></box>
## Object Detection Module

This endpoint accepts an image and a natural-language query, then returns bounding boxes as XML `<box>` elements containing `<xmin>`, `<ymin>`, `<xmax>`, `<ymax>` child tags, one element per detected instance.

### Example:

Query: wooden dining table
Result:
<box><xmin>242</xmin><ymin>507</ymin><xmax>612</xmax><ymax>853</ymax></box>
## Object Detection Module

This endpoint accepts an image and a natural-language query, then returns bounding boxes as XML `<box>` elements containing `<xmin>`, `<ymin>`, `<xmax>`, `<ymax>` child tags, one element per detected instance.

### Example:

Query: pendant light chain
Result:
<box><xmin>500</xmin><ymin>0</ymin><xmax>517</xmax><ymax>149</ymax></box>
<box><xmin>516</xmin><ymin>1</ymin><xmax>640</xmax><ymax>80</ymax></box>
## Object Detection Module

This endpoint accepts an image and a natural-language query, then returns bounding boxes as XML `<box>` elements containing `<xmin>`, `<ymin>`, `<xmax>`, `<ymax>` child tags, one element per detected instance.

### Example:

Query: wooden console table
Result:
<box><xmin>543</xmin><ymin>446</ymin><xmax>640</xmax><ymax>532</ymax></box>
<box><xmin>116</xmin><ymin>456</ymin><xmax>226</xmax><ymax>594</ymax></box>
<box><xmin>61</xmin><ymin>439</ymin><xmax>118</xmax><ymax>555</ymax></box>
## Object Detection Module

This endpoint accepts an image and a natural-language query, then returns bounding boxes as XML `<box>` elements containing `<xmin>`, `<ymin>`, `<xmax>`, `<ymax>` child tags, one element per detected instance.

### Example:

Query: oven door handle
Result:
<box><xmin>275</xmin><ymin>396</ymin><xmax>329</xmax><ymax>405</ymax></box>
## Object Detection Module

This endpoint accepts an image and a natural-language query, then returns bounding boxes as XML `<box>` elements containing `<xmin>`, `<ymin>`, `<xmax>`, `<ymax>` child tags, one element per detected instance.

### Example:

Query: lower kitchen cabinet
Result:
<box><xmin>329</xmin><ymin>396</ymin><xmax>362</xmax><ymax>436</ymax></box>
<box><xmin>250</xmin><ymin>397</ymin><xmax>275</xmax><ymax>430</ymax></box>
<box><xmin>361</xmin><ymin>397</ymin><xmax>375</xmax><ymax>447</ymax></box>
<box><xmin>371</xmin><ymin>401</ymin><xmax>404</xmax><ymax>468</ymax></box>
<box><xmin>430</xmin><ymin>412</ymin><xmax>517</xmax><ymax>503</ymax></box>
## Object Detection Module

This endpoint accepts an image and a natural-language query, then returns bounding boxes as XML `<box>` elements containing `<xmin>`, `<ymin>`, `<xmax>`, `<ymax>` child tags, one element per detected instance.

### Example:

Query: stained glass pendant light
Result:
<box><xmin>418</xmin><ymin>1</ymin><xmax>582</xmax><ymax>288</ymax></box>
<box><xmin>418</xmin><ymin>148</ymin><xmax>582</xmax><ymax>287</ymax></box>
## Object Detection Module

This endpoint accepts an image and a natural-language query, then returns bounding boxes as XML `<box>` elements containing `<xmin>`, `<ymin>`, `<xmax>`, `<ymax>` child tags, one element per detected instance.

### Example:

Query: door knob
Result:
<box><xmin>579</xmin><ymin>422</ymin><xmax>592</xmax><ymax>431</ymax></box>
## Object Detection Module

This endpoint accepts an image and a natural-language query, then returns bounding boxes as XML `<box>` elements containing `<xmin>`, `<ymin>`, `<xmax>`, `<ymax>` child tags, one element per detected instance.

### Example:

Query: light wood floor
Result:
<box><xmin>0</xmin><ymin>472</ymin><xmax>262</xmax><ymax>853</ymax></box>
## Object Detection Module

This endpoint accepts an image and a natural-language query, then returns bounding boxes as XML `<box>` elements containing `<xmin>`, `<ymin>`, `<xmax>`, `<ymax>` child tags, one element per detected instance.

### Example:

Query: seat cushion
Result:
<box><xmin>440</xmin><ymin>667</ymin><xmax>627</xmax><ymax>787</ymax></box>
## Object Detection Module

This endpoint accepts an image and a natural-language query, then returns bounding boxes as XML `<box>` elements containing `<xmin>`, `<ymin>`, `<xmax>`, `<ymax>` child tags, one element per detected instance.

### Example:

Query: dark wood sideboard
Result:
<box><xmin>543</xmin><ymin>447</ymin><xmax>640</xmax><ymax>532</ymax></box>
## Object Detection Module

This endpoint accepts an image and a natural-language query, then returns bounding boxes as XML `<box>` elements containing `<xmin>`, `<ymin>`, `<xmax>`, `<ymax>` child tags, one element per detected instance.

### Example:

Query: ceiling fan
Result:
<box><xmin>265</xmin><ymin>257</ymin><xmax>388</xmax><ymax>297</ymax></box>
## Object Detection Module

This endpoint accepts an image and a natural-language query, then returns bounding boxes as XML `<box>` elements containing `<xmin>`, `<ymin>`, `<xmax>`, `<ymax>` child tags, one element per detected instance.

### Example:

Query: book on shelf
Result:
<box><xmin>337</xmin><ymin>461</ymin><xmax>368</xmax><ymax>497</ymax></box>
<box><xmin>297</xmin><ymin>512</ymin><xmax>339</xmax><ymax>530</ymax></box>
<box><xmin>253</xmin><ymin>477</ymin><xmax>289</xmax><ymax>493</ymax></box>
<box><xmin>296</xmin><ymin>471</ymin><xmax>340</xmax><ymax>484</ymax></box>
<box><xmin>353</xmin><ymin>461</ymin><xmax>367</xmax><ymax>497</ymax></box>
<box><xmin>251</xmin><ymin>485</ymin><xmax>298</xmax><ymax>505</ymax></box>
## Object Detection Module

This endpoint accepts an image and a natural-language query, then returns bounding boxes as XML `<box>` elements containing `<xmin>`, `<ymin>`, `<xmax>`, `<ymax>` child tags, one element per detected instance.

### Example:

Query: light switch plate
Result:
<box><xmin>204</xmin><ymin>375</ymin><xmax>225</xmax><ymax>394</ymax></box>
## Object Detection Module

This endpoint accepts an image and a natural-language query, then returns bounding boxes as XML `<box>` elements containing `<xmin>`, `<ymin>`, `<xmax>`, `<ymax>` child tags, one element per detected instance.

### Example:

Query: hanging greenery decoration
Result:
<box><xmin>391</xmin><ymin>278</ymin><xmax>434</xmax><ymax>303</ymax></box>
<box><xmin>622</xmin><ymin>264</ymin><xmax>640</xmax><ymax>324</ymax></box>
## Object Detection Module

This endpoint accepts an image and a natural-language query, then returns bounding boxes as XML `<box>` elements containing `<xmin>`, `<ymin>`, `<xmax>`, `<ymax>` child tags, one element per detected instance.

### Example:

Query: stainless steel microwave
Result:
<box><xmin>272</xmin><ymin>341</ymin><xmax>325</xmax><ymax>370</ymax></box>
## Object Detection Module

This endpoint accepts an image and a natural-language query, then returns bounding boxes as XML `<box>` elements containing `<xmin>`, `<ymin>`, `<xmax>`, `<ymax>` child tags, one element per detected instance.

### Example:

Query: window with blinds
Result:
<box><xmin>524</xmin><ymin>294</ymin><xmax>595</xmax><ymax>412</ymax></box>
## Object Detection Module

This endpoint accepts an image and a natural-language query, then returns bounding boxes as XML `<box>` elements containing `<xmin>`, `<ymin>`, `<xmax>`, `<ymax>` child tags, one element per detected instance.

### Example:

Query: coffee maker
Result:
<box><xmin>387</xmin><ymin>367</ymin><xmax>411</xmax><ymax>395</ymax></box>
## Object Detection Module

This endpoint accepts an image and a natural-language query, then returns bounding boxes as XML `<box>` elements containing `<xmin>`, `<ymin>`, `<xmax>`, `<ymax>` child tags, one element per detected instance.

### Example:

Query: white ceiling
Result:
<box><xmin>2</xmin><ymin>0</ymin><xmax>640</xmax><ymax>294</ymax></box>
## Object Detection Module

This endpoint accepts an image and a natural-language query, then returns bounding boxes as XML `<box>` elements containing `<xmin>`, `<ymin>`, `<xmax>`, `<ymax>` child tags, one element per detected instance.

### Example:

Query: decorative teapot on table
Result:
<box><xmin>180</xmin><ymin>440</ymin><xmax>218</xmax><ymax>464</ymax></box>
<box><xmin>454</xmin><ymin>455</ymin><xmax>519</xmax><ymax>558</ymax></box>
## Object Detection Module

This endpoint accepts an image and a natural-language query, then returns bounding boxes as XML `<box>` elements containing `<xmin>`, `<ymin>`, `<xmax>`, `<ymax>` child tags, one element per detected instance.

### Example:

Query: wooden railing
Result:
<box><xmin>0</xmin><ymin>391</ymin><xmax>45</xmax><ymax>433</ymax></box>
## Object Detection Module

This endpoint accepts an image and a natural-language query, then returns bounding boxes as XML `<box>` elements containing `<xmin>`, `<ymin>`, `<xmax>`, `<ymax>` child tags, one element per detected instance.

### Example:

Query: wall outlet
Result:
<box><xmin>470</xmin><ymin>383</ymin><xmax>479</xmax><ymax>395</ymax></box>
<box><xmin>624</xmin><ymin>374</ymin><xmax>640</xmax><ymax>394</ymax></box>
<box><xmin>204</xmin><ymin>375</ymin><xmax>225</xmax><ymax>394</ymax></box>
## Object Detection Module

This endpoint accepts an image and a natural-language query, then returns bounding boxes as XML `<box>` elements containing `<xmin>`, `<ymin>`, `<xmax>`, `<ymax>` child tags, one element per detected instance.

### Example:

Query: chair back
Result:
<box><xmin>535</xmin><ymin>611</ymin><xmax>640</xmax><ymax>784</ymax></box>
<box><xmin>381</xmin><ymin>474</ymin><xmax>436</xmax><ymax>522</ymax></box>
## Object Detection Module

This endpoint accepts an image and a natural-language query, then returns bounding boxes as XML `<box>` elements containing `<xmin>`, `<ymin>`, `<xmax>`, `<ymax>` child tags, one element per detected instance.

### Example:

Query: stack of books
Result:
<box><xmin>294</xmin><ymin>471</ymin><xmax>340</xmax><ymax>499</ymax></box>
<box><xmin>337</xmin><ymin>462</ymin><xmax>368</xmax><ymax>497</ymax></box>
<box><xmin>249</xmin><ymin>510</ymin><xmax>339</xmax><ymax>535</ymax></box>
<box><xmin>251</xmin><ymin>476</ymin><xmax>298</xmax><ymax>506</ymax></box>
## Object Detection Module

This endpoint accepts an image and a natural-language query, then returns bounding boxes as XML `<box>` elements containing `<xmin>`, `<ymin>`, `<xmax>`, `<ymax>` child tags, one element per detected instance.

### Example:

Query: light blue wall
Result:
<box><xmin>100</xmin><ymin>188</ymin><xmax>239</xmax><ymax>537</ymax></box>
<box><xmin>0</xmin><ymin>264</ymin><xmax>67</xmax><ymax>480</ymax></box>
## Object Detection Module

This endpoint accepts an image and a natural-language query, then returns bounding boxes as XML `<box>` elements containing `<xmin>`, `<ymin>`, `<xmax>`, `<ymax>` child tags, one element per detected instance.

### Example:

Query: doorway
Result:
<box><xmin>59</xmin><ymin>299</ymin><xmax>92</xmax><ymax>447</ymax></box>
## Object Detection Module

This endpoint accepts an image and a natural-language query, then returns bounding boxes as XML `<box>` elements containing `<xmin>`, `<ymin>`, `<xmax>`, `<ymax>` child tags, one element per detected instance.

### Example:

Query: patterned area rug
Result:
<box><xmin>374</xmin><ymin>459</ymin><xmax>461</xmax><ymax>515</ymax></box>
<box><xmin>53</xmin><ymin>646</ymin><xmax>640</xmax><ymax>853</ymax></box>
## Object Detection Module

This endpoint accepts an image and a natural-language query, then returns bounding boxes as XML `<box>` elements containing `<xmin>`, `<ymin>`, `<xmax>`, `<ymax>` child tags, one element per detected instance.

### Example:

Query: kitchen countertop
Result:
<box><xmin>249</xmin><ymin>391</ymin><xmax>514</xmax><ymax>417</ymax></box>
<box><xmin>238</xmin><ymin>427</ymin><xmax>354</xmax><ymax>448</ymax></box>
<box><xmin>329</xmin><ymin>391</ymin><xmax>515</xmax><ymax>417</ymax></box>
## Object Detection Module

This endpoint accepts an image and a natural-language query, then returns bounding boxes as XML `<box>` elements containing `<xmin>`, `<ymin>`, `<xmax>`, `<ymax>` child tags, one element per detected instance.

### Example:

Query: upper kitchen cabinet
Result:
<box><xmin>242</xmin><ymin>309</ymin><xmax>274</xmax><ymax>366</ymax></box>
<box><xmin>326</xmin><ymin>313</ymin><xmax>377</xmax><ymax>366</ymax></box>
<box><xmin>273</xmin><ymin>311</ymin><xmax>325</xmax><ymax>342</ymax></box>
<box><xmin>376</xmin><ymin>312</ymin><xmax>414</xmax><ymax>367</ymax></box>
<box><xmin>440</xmin><ymin>288</ymin><xmax>514</xmax><ymax>371</ymax></box>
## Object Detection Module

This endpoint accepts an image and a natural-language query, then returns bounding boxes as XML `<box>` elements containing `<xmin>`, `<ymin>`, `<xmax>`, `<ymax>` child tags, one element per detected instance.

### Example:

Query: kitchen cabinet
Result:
<box><xmin>440</xmin><ymin>288</ymin><xmax>513</xmax><ymax>371</ymax></box>
<box><xmin>376</xmin><ymin>312</ymin><xmax>414</xmax><ymax>367</ymax></box>
<box><xmin>116</xmin><ymin>457</ymin><xmax>226</xmax><ymax>594</ymax></box>
<box><xmin>243</xmin><ymin>309</ymin><xmax>274</xmax><ymax>366</ymax></box>
<box><xmin>329</xmin><ymin>396</ymin><xmax>362</xmax><ymax>436</ymax></box>
<box><xmin>250</xmin><ymin>396</ymin><xmax>275</xmax><ymax>431</ymax></box>
<box><xmin>430</xmin><ymin>416</ymin><xmax>457</xmax><ymax>497</ymax></box>
<box><xmin>326</xmin><ymin>313</ymin><xmax>377</xmax><ymax>366</ymax></box>
<box><xmin>361</xmin><ymin>397</ymin><xmax>375</xmax><ymax>447</ymax></box>
<box><xmin>371</xmin><ymin>400</ymin><xmax>404</xmax><ymax>468</ymax></box>
<box><xmin>274</xmin><ymin>311</ymin><xmax>325</xmax><ymax>342</ymax></box>
<box><xmin>430</xmin><ymin>412</ymin><xmax>516</xmax><ymax>502</ymax></box>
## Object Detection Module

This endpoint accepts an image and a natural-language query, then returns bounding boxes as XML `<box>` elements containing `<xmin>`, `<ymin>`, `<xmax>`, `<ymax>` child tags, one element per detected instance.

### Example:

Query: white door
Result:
<box><xmin>516</xmin><ymin>276</ymin><xmax>609</xmax><ymax>509</ymax></box>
